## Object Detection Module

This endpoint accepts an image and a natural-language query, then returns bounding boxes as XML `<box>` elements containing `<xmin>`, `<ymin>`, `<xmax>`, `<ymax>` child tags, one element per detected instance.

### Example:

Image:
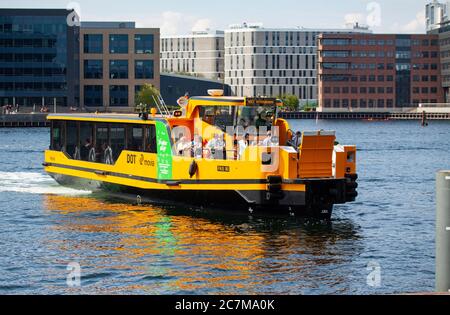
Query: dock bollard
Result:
<box><xmin>436</xmin><ymin>171</ymin><xmax>450</xmax><ymax>293</ymax></box>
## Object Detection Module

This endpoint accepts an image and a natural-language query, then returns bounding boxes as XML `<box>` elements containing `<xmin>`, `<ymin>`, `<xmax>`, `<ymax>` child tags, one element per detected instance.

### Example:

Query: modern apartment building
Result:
<box><xmin>224</xmin><ymin>23</ymin><xmax>371</xmax><ymax>104</ymax></box>
<box><xmin>318</xmin><ymin>33</ymin><xmax>444</xmax><ymax>112</ymax></box>
<box><xmin>161</xmin><ymin>30</ymin><xmax>224</xmax><ymax>81</ymax></box>
<box><xmin>0</xmin><ymin>9</ymin><xmax>80</xmax><ymax>108</ymax></box>
<box><xmin>426</xmin><ymin>0</ymin><xmax>449</xmax><ymax>32</ymax></box>
<box><xmin>80</xmin><ymin>22</ymin><xmax>160</xmax><ymax>110</ymax></box>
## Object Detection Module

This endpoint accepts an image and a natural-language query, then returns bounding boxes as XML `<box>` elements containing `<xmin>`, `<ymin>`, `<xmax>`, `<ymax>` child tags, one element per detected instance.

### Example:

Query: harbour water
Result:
<box><xmin>0</xmin><ymin>120</ymin><xmax>450</xmax><ymax>294</ymax></box>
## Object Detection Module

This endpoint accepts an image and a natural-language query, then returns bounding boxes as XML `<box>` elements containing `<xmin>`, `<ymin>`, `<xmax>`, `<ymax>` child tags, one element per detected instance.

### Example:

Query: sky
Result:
<box><xmin>0</xmin><ymin>0</ymin><xmax>433</xmax><ymax>35</ymax></box>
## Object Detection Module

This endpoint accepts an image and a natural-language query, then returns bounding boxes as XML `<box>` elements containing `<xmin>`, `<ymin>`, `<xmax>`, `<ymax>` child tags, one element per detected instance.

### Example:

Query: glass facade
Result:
<box><xmin>84</xmin><ymin>60</ymin><xmax>103</xmax><ymax>79</ymax></box>
<box><xmin>0</xmin><ymin>9</ymin><xmax>79</xmax><ymax>107</ymax></box>
<box><xmin>84</xmin><ymin>85</ymin><xmax>103</xmax><ymax>107</ymax></box>
<box><xmin>109</xmin><ymin>34</ymin><xmax>128</xmax><ymax>54</ymax></box>
<box><xmin>110</xmin><ymin>85</ymin><xmax>128</xmax><ymax>106</ymax></box>
<box><xmin>135</xmin><ymin>34</ymin><xmax>154</xmax><ymax>54</ymax></box>
<box><xmin>109</xmin><ymin>60</ymin><xmax>128</xmax><ymax>79</ymax></box>
<box><xmin>135</xmin><ymin>60</ymin><xmax>154</xmax><ymax>79</ymax></box>
<box><xmin>395</xmin><ymin>35</ymin><xmax>412</xmax><ymax>107</ymax></box>
<box><xmin>84</xmin><ymin>34</ymin><xmax>103</xmax><ymax>53</ymax></box>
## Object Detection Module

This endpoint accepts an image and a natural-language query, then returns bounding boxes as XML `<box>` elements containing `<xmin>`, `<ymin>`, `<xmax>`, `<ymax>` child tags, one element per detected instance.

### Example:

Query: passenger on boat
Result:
<box><xmin>238</xmin><ymin>133</ymin><xmax>251</xmax><ymax>160</ymax></box>
<box><xmin>260</xmin><ymin>130</ymin><xmax>278</xmax><ymax>147</ymax></box>
<box><xmin>192</xmin><ymin>135</ymin><xmax>203</xmax><ymax>159</ymax></box>
<box><xmin>176</xmin><ymin>136</ymin><xmax>192</xmax><ymax>157</ymax></box>
<box><xmin>80</xmin><ymin>138</ymin><xmax>92</xmax><ymax>161</ymax></box>
<box><xmin>206</xmin><ymin>133</ymin><xmax>225</xmax><ymax>160</ymax></box>
<box><xmin>288</xmin><ymin>131</ymin><xmax>302</xmax><ymax>150</ymax></box>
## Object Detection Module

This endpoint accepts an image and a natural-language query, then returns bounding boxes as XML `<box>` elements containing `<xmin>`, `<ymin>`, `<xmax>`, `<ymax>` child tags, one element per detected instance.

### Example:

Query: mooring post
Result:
<box><xmin>436</xmin><ymin>171</ymin><xmax>450</xmax><ymax>293</ymax></box>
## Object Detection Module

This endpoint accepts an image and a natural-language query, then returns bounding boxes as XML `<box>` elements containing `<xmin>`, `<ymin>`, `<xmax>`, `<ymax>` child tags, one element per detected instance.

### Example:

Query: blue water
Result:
<box><xmin>0</xmin><ymin>120</ymin><xmax>449</xmax><ymax>294</ymax></box>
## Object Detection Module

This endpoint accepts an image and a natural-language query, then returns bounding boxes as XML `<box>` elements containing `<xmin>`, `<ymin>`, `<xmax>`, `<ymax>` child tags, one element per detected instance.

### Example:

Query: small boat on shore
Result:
<box><xmin>43</xmin><ymin>91</ymin><xmax>358</xmax><ymax>219</ymax></box>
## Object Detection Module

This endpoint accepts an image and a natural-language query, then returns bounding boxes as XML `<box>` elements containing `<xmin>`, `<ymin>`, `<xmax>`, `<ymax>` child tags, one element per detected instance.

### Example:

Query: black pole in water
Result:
<box><xmin>436</xmin><ymin>171</ymin><xmax>450</xmax><ymax>293</ymax></box>
<box><xmin>422</xmin><ymin>111</ymin><xmax>428</xmax><ymax>127</ymax></box>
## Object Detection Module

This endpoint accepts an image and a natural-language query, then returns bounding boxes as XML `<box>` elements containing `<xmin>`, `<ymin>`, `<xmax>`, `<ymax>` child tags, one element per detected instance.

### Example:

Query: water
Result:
<box><xmin>0</xmin><ymin>121</ymin><xmax>449</xmax><ymax>295</ymax></box>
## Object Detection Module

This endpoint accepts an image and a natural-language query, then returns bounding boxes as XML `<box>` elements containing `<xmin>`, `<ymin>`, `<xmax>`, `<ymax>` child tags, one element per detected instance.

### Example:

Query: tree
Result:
<box><xmin>135</xmin><ymin>84</ymin><xmax>161</xmax><ymax>109</ymax></box>
<box><xmin>278</xmin><ymin>94</ymin><xmax>300</xmax><ymax>112</ymax></box>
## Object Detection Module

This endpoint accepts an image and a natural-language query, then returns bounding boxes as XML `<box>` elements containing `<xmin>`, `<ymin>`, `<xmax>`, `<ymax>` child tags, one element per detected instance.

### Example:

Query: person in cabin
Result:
<box><xmin>206</xmin><ymin>133</ymin><xmax>225</xmax><ymax>160</ymax></box>
<box><xmin>261</xmin><ymin>130</ymin><xmax>278</xmax><ymax>147</ymax></box>
<box><xmin>192</xmin><ymin>135</ymin><xmax>204</xmax><ymax>159</ymax></box>
<box><xmin>176</xmin><ymin>136</ymin><xmax>192</xmax><ymax>157</ymax></box>
<box><xmin>80</xmin><ymin>138</ymin><xmax>92</xmax><ymax>161</ymax></box>
<box><xmin>289</xmin><ymin>131</ymin><xmax>302</xmax><ymax>150</ymax></box>
<box><xmin>238</xmin><ymin>133</ymin><xmax>251</xmax><ymax>160</ymax></box>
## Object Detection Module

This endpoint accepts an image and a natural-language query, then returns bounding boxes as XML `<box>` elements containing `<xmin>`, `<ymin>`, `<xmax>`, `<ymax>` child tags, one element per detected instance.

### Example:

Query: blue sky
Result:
<box><xmin>1</xmin><ymin>0</ymin><xmax>430</xmax><ymax>34</ymax></box>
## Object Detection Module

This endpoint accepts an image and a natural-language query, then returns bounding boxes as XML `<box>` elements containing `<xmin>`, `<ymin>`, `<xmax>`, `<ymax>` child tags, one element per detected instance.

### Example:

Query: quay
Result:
<box><xmin>280</xmin><ymin>111</ymin><xmax>450</xmax><ymax>120</ymax></box>
<box><xmin>2</xmin><ymin>110</ymin><xmax>450</xmax><ymax>129</ymax></box>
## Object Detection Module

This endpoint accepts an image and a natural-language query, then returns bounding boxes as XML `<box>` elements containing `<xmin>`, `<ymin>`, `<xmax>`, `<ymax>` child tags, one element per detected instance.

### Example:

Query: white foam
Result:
<box><xmin>0</xmin><ymin>172</ymin><xmax>91</xmax><ymax>196</ymax></box>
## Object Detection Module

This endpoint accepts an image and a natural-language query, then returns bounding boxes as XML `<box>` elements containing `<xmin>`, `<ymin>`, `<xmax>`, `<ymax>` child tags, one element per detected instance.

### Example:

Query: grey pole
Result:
<box><xmin>436</xmin><ymin>171</ymin><xmax>450</xmax><ymax>293</ymax></box>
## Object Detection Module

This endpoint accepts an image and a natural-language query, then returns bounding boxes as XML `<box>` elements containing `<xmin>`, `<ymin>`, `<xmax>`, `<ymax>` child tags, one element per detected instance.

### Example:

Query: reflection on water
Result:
<box><xmin>42</xmin><ymin>195</ymin><xmax>363</xmax><ymax>295</ymax></box>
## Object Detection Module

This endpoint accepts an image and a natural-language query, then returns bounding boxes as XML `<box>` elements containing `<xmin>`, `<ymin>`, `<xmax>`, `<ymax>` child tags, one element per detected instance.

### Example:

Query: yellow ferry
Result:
<box><xmin>43</xmin><ymin>91</ymin><xmax>358</xmax><ymax>219</ymax></box>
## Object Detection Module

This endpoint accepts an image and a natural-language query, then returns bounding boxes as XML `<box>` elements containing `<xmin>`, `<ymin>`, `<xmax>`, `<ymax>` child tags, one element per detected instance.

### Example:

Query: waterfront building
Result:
<box><xmin>160</xmin><ymin>73</ymin><xmax>230</xmax><ymax>106</ymax></box>
<box><xmin>318</xmin><ymin>33</ymin><xmax>444</xmax><ymax>112</ymax></box>
<box><xmin>426</xmin><ymin>0</ymin><xmax>449</xmax><ymax>32</ymax></box>
<box><xmin>0</xmin><ymin>9</ymin><xmax>80</xmax><ymax>108</ymax></box>
<box><xmin>224</xmin><ymin>23</ymin><xmax>371</xmax><ymax>105</ymax></box>
<box><xmin>80</xmin><ymin>22</ymin><xmax>160</xmax><ymax>110</ymax></box>
<box><xmin>161</xmin><ymin>30</ymin><xmax>224</xmax><ymax>81</ymax></box>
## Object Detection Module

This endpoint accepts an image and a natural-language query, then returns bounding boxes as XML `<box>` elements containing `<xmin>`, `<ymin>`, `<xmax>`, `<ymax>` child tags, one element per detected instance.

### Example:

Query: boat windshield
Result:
<box><xmin>198</xmin><ymin>105</ymin><xmax>276</xmax><ymax>133</ymax></box>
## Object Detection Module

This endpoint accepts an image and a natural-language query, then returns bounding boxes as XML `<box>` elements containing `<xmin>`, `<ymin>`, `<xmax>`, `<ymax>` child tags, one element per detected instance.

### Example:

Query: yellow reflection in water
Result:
<box><xmin>43</xmin><ymin>195</ymin><xmax>267</xmax><ymax>292</ymax></box>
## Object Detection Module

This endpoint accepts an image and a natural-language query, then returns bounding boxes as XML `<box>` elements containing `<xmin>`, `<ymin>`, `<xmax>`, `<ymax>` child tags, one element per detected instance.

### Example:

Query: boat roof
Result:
<box><xmin>47</xmin><ymin>113</ymin><xmax>165</xmax><ymax>124</ymax></box>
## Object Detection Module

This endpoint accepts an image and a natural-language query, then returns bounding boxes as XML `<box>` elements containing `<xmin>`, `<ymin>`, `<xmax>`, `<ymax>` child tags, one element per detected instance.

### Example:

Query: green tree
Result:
<box><xmin>278</xmin><ymin>94</ymin><xmax>300</xmax><ymax>112</ymax></box>
<box><xmin>135</xmin><ymin>84</ymin><xmax>161</xmax><ymax>110</ymax></box>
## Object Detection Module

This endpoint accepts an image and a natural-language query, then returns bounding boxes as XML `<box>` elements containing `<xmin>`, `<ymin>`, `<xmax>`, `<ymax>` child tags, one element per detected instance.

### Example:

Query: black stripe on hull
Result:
<box><xmin>48</xmin><ymin>173</ymin><xmax>334</xmax><ymax>219</ymax></box>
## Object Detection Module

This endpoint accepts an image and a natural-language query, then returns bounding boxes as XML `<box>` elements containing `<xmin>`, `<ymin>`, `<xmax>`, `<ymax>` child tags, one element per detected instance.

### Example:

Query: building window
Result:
<box><xmin>110</xmin><ymin>85</ymin><xmax>128</xmax><ymax>106</ymax></box>
<box><xmin>110</xmin><ymin>60</ymin><xmax>128</xmax><ymax>79</ymax></box>
<box><xmin>84</xmin><ymin>85</ymin><xmax>103</xmax><ymax>107</ymax></box>
<box><xmin>135</xmin><ymin>34</ymin><xmax>154</xmax><ymax>54</ymax></box>
<box><xmin>110</xmin><ymin>34</ymin><xmax>128</xmax><ymax>54</ymax></box>
<box><xmin>84</xmin><ymin>60</ymin><xmax>103</xmax><ymax>79</ymax></box>
<box><xmin>135</xmin><ymin>60</ymin><xmax>154</xmax><ymax>79</ymax></box>
<box><xmin>84</xmin><ymin>34</ymin><xmax>103</xmax><ymax>53</ymax></box>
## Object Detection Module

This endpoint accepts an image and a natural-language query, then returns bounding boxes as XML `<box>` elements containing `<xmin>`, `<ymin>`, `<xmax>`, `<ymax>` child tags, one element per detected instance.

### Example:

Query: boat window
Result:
<box><xmin>127</xmin><ymin>125</ymin><xmax>144</xmax><ymax>151</ymax></box>
<box><xmin>95</xmin><ymin>123</ymin><xmax>109</xmax><ymax>163</ymax></box>
<box><xmin>51</xmin><ymin>121</ymin><xmax>65</xmax><ymax>152</ymax></box>
<box><xmin>110</xmin><ymin>124</ymin><xmax>126</xmax><ymax>161</ymax></box>
<box><xmin>66</xmin><ymin>121</ymin><xmax>79</xmax><ymax>160</ymax></box>
<box><xmin>199</xmin><ymin>106</ymin><xmax>236</xmax><ymax>132</ymax></box>
<box><xmin>237</xmin><ymin>106</ymin><xmax>275</xmax><ymax>131</ymax></box>
<box><xmin>144</xmin><ymin>125</ymin><xmax>157</xmax><ymax>153</ymax></box>
<box><xmin>80</xmin><ymin>122</ymin><xmax>94</xmax><ymax>161</ymax></box>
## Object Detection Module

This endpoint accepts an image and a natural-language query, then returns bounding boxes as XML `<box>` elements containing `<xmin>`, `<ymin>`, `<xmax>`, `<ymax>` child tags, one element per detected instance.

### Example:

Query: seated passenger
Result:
<box><xmin>238</xmin><ymin>133</ymin><xmax>251</xmax><ymax>160</ymax></box>
<box><xmin>260</xmin><ymin>130</ymin><xmax>278</xmax><ymax>147</ymax></box>
<box><xmin>103</xmin><ymin>143</ymin><xmax>114</xmax><ymax>165</ymax></box>
<box><xmin>80</xmin><ymin>138</ymin><xmax>92</xmax><ymax>161</ymax></box>
<box><xmin>206</xmin><ymin>133</ymin><xmax>225</xmax><ymax>160</ymax></box>
<box><xmin>176</xmin><ymin>136</ymin><xmax>192</xmax><ymax>157</ymax></box>
<box><xmin>192</xmin><ymin>135</ymin><xmax>203</xmax><ymax>159</ymax></box>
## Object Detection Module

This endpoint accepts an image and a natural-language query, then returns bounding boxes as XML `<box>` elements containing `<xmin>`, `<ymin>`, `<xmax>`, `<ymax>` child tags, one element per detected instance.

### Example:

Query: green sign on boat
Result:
<box><xmin>156</xmin><ymin>121</ymin><xmax>173</xmax><ymax>180</ymax></box>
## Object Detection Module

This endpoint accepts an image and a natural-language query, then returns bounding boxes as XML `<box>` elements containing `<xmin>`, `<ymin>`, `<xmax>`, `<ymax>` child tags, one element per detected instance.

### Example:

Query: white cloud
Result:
<box><xmin>344</xmin><ymin>12</ymin><xmax>365</xmax><ymax>27</ymax></box>
<box><xmin>135</xmin><ymin>11</ymin><xmax>215</xmax><ymax>35</ymax></box>
<box><xmin>192</xmin><ymin>18</ymin><xmax>212</xmax><ymax>32</ymax></box>
<box><xmin>400</xmin><ymin>10</ymin><xmax>426</xmax><ymax>33</ymax></box>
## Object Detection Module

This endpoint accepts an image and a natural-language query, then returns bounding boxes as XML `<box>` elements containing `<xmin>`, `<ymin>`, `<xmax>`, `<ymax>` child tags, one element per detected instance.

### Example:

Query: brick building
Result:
<box><xmin>318</xmin><ymin>33</ymin><xmax>444</xmax><ymax>112</ymax></box>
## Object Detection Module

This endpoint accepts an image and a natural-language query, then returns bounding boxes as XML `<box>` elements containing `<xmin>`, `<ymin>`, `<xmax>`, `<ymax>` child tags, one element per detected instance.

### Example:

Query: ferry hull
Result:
<box><xmin>48</xmin><ymin>172</ymin><xmax>350</xmax><ymax>219</ymax></box>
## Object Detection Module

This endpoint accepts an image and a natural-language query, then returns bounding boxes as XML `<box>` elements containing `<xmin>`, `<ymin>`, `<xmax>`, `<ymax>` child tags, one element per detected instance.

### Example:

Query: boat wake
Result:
<box><xmin>0</xmin><ymin>172</ymin><xmax>91</xmax><ymax>196</ymax></box>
